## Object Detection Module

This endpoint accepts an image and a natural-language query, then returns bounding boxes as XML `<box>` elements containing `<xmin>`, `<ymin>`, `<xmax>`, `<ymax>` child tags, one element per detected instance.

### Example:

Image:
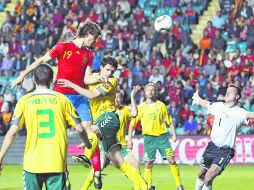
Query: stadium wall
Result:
<box><xmin>1</xmin><ymin>136</ymin><xmax>254</xmax><ymax>165</ymax></box>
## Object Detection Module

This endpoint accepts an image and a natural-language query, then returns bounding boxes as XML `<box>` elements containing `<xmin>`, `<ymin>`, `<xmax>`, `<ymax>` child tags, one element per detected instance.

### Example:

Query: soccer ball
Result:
<box><xmin>154</xmin><ymin>15</ymin><xmax>173</xmax><ymax>34</ymax></box>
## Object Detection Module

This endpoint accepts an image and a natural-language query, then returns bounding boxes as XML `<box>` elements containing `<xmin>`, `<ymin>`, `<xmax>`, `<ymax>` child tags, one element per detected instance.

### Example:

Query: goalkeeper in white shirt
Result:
<box><xmin>192</xmin><ymin>84</ymin><xmax>254</xmax><ymax>190</ymax></box>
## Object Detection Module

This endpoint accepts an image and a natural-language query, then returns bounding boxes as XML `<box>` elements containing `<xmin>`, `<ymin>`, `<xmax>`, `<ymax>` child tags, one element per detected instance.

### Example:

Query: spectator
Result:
<box><xmin>117</xmin><ymin>0</ymin><xmax>131</xmax><ymax>16</ymax></box>
<box><xmin>203</xmin><ymin>58</ymin><xmax>216</xmax><ymax>77</ymax></box>
<box><xmin>178</xmin><ymin>27</ymin><xmax>194</xmax><ymax>58</ymax></box>
<box><xmin>211</xmin><ymin>30</ymin><xmax>226</xmax><ymax>52</ymax></box>
<box><xmin>199</xmin><ymin>30</ymin><xmax>212</xmax><ymax>50</ymax></box>
<box><xmin>168</xmin><ymin>101</ymin><xmax>182</xmax><ymax>127</ymax></box>
<box><xmin>0</xmin><ymin>53</ymin><xmax>14</xmax><ymax>75</ymax></box>
<box><xmin>204</xmin><ymin>21</ymin><xmax>217</xmax><ymax>38</ymax></box>
<box><xmin>0</xmin><ymin>37</ymin><xmax>9</xmax><ymax>59</ymax></box>
<box><xmin>236</xmin><ymin>1</ymin><xmax>253</xmax><ymax>18</ymax></box>
<box><xmin>212</xmin><ymin>11</ymin><xmax>225</xmax><ymax>29</ymax></box>
<box><xmin>183</xmin><ymin>114</ymin><xmax>198</xmax><ymax>135</ymax></box>
<box><xmin>149</xmin><ymin>67</ymin><xmax>164</xmax><ymax>84</ymax></box>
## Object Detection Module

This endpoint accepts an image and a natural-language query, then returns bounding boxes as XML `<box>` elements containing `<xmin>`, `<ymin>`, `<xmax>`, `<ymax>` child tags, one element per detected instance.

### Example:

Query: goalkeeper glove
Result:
<box><xmin>192</xmin><ymin>90</ymin><xmax>201</xmax><ymax>105</ymax></box>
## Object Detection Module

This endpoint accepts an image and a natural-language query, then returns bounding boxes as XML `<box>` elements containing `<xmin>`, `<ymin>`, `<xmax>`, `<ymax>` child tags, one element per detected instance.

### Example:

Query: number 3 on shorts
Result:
<box><xmin>37</xmin><ymin>109</ymin><xmax>55</xmax><ymax>138</ymax></box>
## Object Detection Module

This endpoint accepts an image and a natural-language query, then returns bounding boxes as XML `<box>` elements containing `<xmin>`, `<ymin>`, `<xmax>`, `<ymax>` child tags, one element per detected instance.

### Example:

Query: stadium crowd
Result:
<box><xmin>0</xmin><ymin>0</ymin><xmax>253</xmax><ymax>136</ymax></box>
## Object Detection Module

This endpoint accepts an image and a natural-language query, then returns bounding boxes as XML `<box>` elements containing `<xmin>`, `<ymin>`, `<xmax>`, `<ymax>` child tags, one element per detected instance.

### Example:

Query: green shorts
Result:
<box><xmin>143</xmin><ymin>133</ymin><xmax>174</xmax><ymax>161</ymax></box>
<box><xmin>94</xmin><ymin>112</ymin><xmax>121</xmax><ymax>153</ymax></box>
<box><xmin>23</xmin><ymin>170</ymin><xmax>69</xmax><ymax>190</ymax></box>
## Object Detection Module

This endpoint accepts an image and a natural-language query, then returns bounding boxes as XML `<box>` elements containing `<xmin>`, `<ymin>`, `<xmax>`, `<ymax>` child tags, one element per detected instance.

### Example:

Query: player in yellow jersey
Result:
<box><xmin>58</xmin><ymin>56</ymin><xmax>154</xmax><ymax>190</ymax></box>
<box><xmin>79</xmin><ymin>87</ymin><xmax>142</xmax><ymax>190</ymax></box>
<box><xmin>0</xmin><ymin>64</ymin><xmax>91</xmax><ymax>190</ymax></box>
<box><xmin>128</xmin><ymin>83</ymin><xmax>184</xmax><ymax>190</ymax></box>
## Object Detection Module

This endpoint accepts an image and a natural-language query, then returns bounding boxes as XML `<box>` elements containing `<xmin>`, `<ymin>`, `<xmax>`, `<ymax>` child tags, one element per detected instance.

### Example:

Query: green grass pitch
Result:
<box><xmin>0</xmin><ymin>164</ymin><xmax>253</xmax><ymax>189</ymax></box>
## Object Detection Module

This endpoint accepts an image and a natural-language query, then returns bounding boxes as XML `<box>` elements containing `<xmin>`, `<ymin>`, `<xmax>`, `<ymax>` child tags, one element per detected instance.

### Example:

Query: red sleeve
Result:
<box><xmin>86</xmin><ymin>50</ymin><xmax>94</xmax><ymax>67</ymax></box>
<box><xmin>49</xmin><ymin>42</ymin><xmax>65</xmax><ymax>59</ymax></box>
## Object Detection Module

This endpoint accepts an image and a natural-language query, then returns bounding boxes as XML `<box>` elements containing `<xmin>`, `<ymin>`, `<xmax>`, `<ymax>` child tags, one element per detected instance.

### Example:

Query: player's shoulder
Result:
<box><xmin>154</xmin><ymin>100</ymin><xmax>167</xmax><ymax>109</ymax></box>
<box><xmin>51</xmin><ymin>91</ymin><xmax>68</xmax><ymax>100</ymax></box>
<box><xmin>212</xmin><ymin>101</ymin><xmax>224</xmax><ymax>107</ymax></box>
<box><xmin>18</xmin><ymin>92</ymin><xmax>33</xmax><ymax>103</ymax></box>
<box><xmin>83</xmin><ymin>46</ymin><xmax>94</xmax><ymax>55</ymax></box>
<box><xmin>155</xmin><ymin>100</ymin><xmax>166</xmax><ymax>106</ymax></box>
<box><xmin>109</xmin><ymin>77</ymin><xmax>118</xmax><ymax>84</ymax></box>
<box><xmin>123</xmin><ymin>105</ymin><xmax>131</xmax><ymax>112</ymax></box>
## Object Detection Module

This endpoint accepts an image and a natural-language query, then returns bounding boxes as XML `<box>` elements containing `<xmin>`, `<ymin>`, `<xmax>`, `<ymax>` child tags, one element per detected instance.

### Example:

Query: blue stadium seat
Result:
<box><xmin>155</xmin><ymin>8</ymin><xmax>167</xmax><ymax>17</ymax></box>
<box><xmin>144</xmin><ymin>7</ymin><xmax>153</xmax><ymax>17</ymax></box>
<box><xmin>190</xmin><ymin>105</ymin><xmax>200</xmax><ymax>114</ymax></box>
<box><xmin>176</xmin><ymin>127</ymin><xmax>185</xmax><ymax>135</ymax></box>
<box><xmin>221</xmin><ymin>32</ymin><xmax>228</xmax><ymax>41</ymax></box>
<box><xmin>138</xmin><ymin>0</ymin><xmax>147</xmax><ymax>8</ymax></box>
<box><xmin>237</xmin><ymin>42</ymin><xmax>247</xmax><ymax>53</ymax></box>
<box><xmin>250</xmin><ymin>105</ymin><xmax>254</xmax><ymax>112</ymax></box>
<box><xmin>226</xmin><ymin>41</ymin><xmax>237</xmax><ymax>53</ymax></box>
<box><xmin>148</xmin><ymin>0</ymin><xmax>157</xmax><ymax>7</ymax></box>
<box><xmin>241</xmin><ymin>126</ymin><xmax>250</xmax><ymax>135</ymax></box>
<box><xmin>182</xmin><ymin>25</ymin><xmax>190</xmax><ymax>31</ymax></box>
<box><xmin>168</xmin><ymin>7</ymin><xmax>176</xmax><ymax>16</ymax></box>
<box><xmin>193</xmin><ymin>6</ymin><xmax>202</xmax><ymax>15</ymax></box>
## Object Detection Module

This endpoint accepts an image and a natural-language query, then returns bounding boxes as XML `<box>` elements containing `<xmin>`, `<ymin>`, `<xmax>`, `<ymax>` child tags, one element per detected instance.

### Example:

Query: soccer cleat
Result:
<box><xmin>149</xmin><ymin>185</ymin><xmax>156</xmax><ymax>190</ymax></box>
<box><xmin>72</xmin><ymin>155</ymin><xmax>91</xmax><ymax>168</ymax></box>
<box><xmin>94</xmin><ymin>172</ymin><xmax>102</xmax><ymax>189</ymax></box>
<box><xmin>177</xmin><ymin>185</ymin><xmax>184</xmax><ymax>190</ymax></box>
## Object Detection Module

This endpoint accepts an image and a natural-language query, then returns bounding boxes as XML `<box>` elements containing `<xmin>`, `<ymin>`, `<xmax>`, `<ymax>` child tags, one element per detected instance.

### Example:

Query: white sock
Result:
<box><xmin>195</xmin><ymin>177</ymin><xmax>204</xmax><ymax>190</ymax></box>
<box><xmin>202</xmin><ymin>184</ymin><xmax>212</xmax><ymax>190</ymax></box>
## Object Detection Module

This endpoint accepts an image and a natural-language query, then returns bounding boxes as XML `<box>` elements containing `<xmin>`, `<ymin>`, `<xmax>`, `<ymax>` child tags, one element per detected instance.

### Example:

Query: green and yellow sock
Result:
<box><xmin>170</xmin><ymin>164</ymin><xmax>182</xmax><ymax>187</ymax></box>
<box><xmin>81</xmin><ymin>169</ymin><xmax>94</xmax><ymax>190</ymax></box>
<box><xmin>84</xmin><ymin>133</ymin><xmax>98</xmax><ymax>159</ymax></box>
<box><xmin>120</xmin><ymin>161</ymin><xmax>148</xmax><ymax>190</ymax></box>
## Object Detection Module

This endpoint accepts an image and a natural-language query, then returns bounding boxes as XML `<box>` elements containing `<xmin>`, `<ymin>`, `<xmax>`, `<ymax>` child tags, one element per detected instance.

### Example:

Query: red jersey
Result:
<box><xmin>49</xmin><ymin>41</ymin><xmax>93</xmax><ymax>94</ymax></box>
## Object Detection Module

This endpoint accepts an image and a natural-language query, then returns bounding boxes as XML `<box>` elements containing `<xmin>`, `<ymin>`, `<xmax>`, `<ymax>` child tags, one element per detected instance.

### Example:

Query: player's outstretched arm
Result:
<box><xmin>247</xmin><ymin>112</ymin><xmax>254</xmax><ymax>119</ymax></box>
<box><xmin>58</xmin><ymin>79</ymin><xmax>100</xmax><ymax>99</ymax></box>
<box><xmin>0</xmin><ymin>125</ymin><xmax>20</xmax><ymax>174</ymax></box>
<box><xmin>11</xmin><ymin>53</ymin><xmax>52</xmax><ymax>89</ymax></box>
<box><xmin>192</xmin><ymin>90</ymin><xmax>211</xmax><ymax>108</ymax></box>
<box><xmin>130</xmin><ymin>86</ymin><xmax>141</xmax><ymax>117</ymax></box>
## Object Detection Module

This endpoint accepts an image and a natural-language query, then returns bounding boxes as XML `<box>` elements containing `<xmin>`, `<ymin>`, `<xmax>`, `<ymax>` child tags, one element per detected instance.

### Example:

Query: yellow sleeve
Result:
<box><xmin>11</xmin><ymin>97</ymin><xmax>25</xmax><ymax>128</ymax></box>
<box><xmin>125</xmin><ymin>106</ymin><xmax>132</xmax><ymax>119</ymax></box>
<box><xmin>162</xmin><ymin>104</ymin><xmax>172</xmax><ymax>126</ymax></box>
<box><xmin>96</xmin><ymin>78</ymin><xmax>117</xmax><ymax>96</ymax></box>
<box><xmin>65</xmin><ymin>98</ymin><xmax>81</xmax><ymax>127</ymax></box>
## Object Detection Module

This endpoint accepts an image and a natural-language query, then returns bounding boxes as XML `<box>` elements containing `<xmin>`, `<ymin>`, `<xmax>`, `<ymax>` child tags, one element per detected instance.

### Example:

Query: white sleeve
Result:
<box><xmin>206</xmin><ymin>102</ymin><xmax>222</xmax><ymax>115</ymax></box>
<box><xmin>239</xmin><ymin>108</ymin><xmax>249</xmax><ymax>125</ymax></box>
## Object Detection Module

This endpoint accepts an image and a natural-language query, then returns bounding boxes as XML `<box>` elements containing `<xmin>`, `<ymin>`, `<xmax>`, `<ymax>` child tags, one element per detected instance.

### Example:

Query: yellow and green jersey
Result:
<box><xmin>130</xmin><ymin>100</ymin><xmax>172</xmax><ymax>136</ymax></box>
<box><xmin>116</xmin><ymin>106</ymin><xmax>132</xmax><ymax>147</ymax></box>
<box><xmin>11</xmin><ymin>89</ymin><xmax>81</xmax><ymax>173</ymax></box>
<box><xmin>89</xmin><ymin>76</ymin><xmax>117</xmax><ymax>121</ymax></box>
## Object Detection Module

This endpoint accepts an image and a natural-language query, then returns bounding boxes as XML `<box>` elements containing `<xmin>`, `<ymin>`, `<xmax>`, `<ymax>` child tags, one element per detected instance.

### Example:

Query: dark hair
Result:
<box><xmin>76</xmin><ymin>20</ymin><xmax>101</xmax><ymax>39</ymax></box>
<box><xmin>34</xmin><ymin>64</ymin><xmax>53</xmax><ymax>87</ymax></box>
<box><xmin>101</xmin><ymin>56</ymin><xmax>118</xmax><ymax>69</ymax></box>
<box><xmin>228</xmin><ymin>84</ymin><xmax>241</xmax><ymax>99</ymax></box>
